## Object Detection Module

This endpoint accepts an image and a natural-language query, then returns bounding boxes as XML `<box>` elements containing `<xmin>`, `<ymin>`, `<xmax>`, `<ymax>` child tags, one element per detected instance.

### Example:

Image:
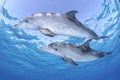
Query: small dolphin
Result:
<box><xmin>14</xmin><ymin>10</ymin><xmax>107</xmax><ymax>40</ymax></box>
<box><xmin>39</xmin><ymin>39</ymin><xmax>111</xmax><ymax>66</ymax></box>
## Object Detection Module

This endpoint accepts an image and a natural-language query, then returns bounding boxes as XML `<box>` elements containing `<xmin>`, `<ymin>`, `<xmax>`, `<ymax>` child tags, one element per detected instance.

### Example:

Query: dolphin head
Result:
<box><xmin>14</xmin><ymin>21</ymin><xmax>35</xmax><ymax>29</ymax></box>
<box><xmin>13</xmin><ymin>18</ymin><xmax>39</xmax><ymax>30</ymax></box>
<box><xmin>39</xmin><ymin>43</ymin><xmax>60</xmax><ymax>54</ymax></box>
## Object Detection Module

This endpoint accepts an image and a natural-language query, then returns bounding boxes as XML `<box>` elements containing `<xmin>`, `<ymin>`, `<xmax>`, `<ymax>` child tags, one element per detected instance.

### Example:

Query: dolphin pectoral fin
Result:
<box><xmin>66</xmin><ymin>10</ymin><xmax>78</xmax><ymax>18</ymax></box>
<box><xmin>39</xmin><ymin>28</ymin><xmax>56</xmax><ymax>37</ymax></box>
<box><xmin>61</xmin><ymin>56</ymin><xmax>78</xmax><ymax>66</ymax></box>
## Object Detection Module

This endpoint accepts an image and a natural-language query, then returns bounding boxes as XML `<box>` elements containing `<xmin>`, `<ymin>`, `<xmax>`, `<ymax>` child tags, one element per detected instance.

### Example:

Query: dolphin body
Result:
<box><xmin>14</xmin><ymin>10</ymin><xmax>107</xmax><ymax>40</ymax></box>
<box><xmin>40</xmin><ymin>39</ymin><xmax>111</xmax><ymax>66</ymax></box>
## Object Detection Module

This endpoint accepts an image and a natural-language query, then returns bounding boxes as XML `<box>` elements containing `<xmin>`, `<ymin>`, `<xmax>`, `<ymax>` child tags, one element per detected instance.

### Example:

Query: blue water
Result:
<box><xmin>0</xmin><ymin>0</ymin><xmax>120</xmax><ymax>80</ymax></box>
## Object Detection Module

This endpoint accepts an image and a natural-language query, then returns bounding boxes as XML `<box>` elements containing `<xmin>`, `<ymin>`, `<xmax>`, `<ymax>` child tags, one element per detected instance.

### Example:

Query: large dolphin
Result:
<box><xmin>14</xmin><ymin>10</ymin><xmax>107</xmax><ymax>40</ymax></box>
<box><xmin>39</xmin><ymin>39</ymin><xmax>111</xmax><ymax>66</ymax></box>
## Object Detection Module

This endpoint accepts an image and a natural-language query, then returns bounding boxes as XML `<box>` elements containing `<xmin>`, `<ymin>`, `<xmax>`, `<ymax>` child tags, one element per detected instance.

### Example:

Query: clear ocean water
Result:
<box><xmin>0</xmin><ymin>0</ymin><xmax>120</xmax><ymax>80</ymax></box>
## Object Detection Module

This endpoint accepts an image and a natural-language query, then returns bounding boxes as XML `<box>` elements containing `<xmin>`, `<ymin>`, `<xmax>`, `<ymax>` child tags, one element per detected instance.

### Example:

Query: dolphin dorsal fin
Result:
<box><xmin>80</xmin><ymin>39</ymin><xmax>92</xmax><ymax>52</ymax></box>
<box><xmin>66</xmin><ymin>10</ymin><xmax>78</xmax><ymax>18</ymax></box>
<box><xmin>82</xmin><ymin>39</ymin><xmax>92</xmax><ymax>47</ymax></box>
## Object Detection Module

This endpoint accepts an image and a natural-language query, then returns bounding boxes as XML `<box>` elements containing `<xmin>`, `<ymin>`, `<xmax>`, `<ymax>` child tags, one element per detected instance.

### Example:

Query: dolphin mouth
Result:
<box><xmin>13</xmin><ymin>24</ymin><xmax>19</xmax><ymax>28</ymax></box>
<box><xmin>39</xmin><ymin>46</ymin><xmax>48</xmax><ymax>49</ymax></box>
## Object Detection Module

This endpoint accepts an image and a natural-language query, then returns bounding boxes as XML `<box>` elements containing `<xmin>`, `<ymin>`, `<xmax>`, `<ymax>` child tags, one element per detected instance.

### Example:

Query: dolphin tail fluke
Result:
<box><xmin>97</xmin><ymin>36</ymin><xmax>108</xmax><ymax>39</ymax></box>
<box><xmin>96</xmin><ymin>36</ymin><xmax>108</xmax><ymax>45</ymax></box>
<box><xmin>98</xmin><ymin>52</ymin><xmax>112</xmax><ymax>57</ymax></box>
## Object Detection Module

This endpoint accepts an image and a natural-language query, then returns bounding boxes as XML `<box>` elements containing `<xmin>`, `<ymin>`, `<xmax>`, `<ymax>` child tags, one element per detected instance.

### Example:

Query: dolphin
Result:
<box><xmin>14</xmin><ymin>10</ymin><xmax>107</xmax><ymax>40</ymax></box>
<box><xmin>39</xmin><ymin>39</ymin><xmax>111</xmax><ymax>66</ymax></box>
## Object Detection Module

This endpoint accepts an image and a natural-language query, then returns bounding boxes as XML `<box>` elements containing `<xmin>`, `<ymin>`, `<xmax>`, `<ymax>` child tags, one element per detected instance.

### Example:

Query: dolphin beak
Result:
<box><xmin>39</xmin><ymin>46</ymin><xmax>48</xmax><ymax>49</ymax></box>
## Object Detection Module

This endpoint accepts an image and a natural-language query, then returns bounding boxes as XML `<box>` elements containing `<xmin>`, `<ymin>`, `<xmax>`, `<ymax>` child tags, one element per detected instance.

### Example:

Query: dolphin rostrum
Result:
<box><xmin>39</xmin><ymin>39</ymin><xmax>111</xmax><ymax>66</ymax></box>
<box><xmin>14</xmin><ymin>10</ymin><xmax>107</xmax><ymax>40</ymax></box>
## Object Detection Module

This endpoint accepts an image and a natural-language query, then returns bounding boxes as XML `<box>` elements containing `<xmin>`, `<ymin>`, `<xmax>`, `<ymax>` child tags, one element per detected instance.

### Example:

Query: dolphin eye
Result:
<box><xmin>54</xmin><ymin>48</ymin><xmax>58</xmax><ymax>51</ymax></box>
<box><xmin>23</xmin><ymin>19</ymin><xmax>29</xmax><ymax>23</ymax></box>
<box><xmin>25</xmin><ymin>20</ymin><xmax>29</xmax><ymax>23</ymax></box>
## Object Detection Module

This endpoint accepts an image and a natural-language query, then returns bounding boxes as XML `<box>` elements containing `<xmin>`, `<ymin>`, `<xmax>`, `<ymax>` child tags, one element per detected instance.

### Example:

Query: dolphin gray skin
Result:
<box><xmin>14</xmin><ymin>10</ymin><xmax>107</xmax><ymax>40</ymax></box>
<box><xmin>39</xmin><ymin>39</ymin><xmax>111</xmax><ymax>66</ymax></box>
